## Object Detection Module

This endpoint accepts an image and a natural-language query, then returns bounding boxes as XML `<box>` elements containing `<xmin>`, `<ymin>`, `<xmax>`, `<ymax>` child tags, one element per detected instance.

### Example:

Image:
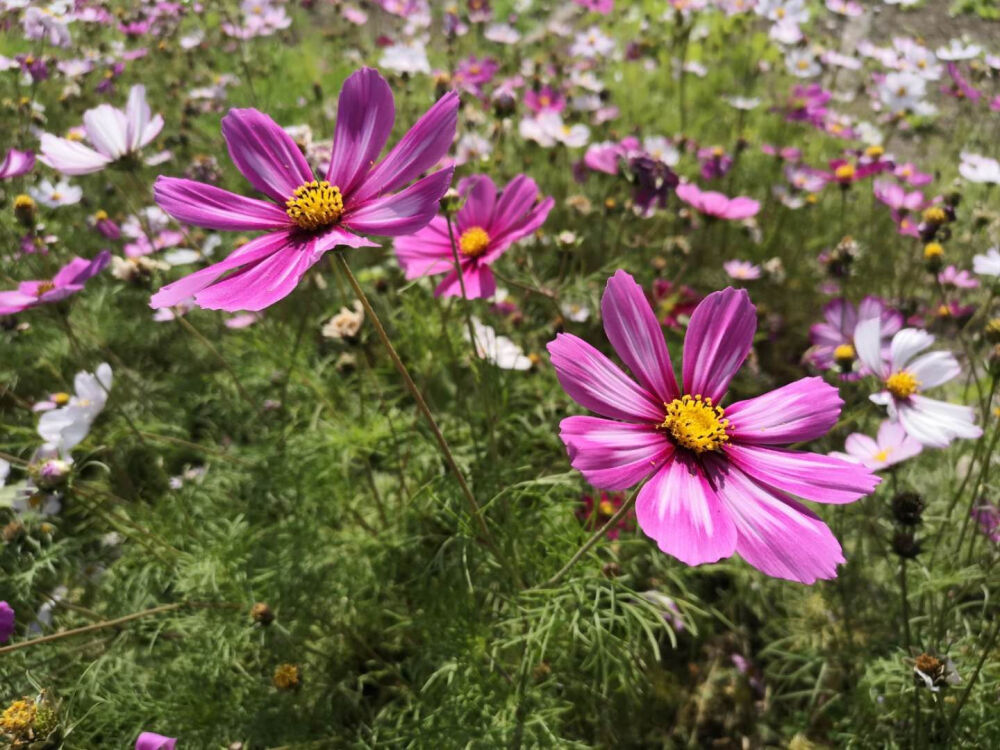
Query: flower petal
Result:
<box><xmin>548</xmin><ymin>332</ymin><xmax>664</xmax><ymax>422</ymax></box>
<box><xmin>193</xmin><ymin>239</ymin><xmax>321</xmax><ymax>312</ymax></box>
<box><xmin>636</xmin><ymin>455</ymin><xmax>737</xmax><ymax>565</ymax></box>
<box><xmin>434</xmin><ymin>264</ymin><xmax>496</xmax><ymax>299</ymax></box>
<box><xmin>124</xmin><ymin>84</ymin><xmax>153</xmax><ymax>151</ymax></box>
<box><xmin>725</xmin><ymin>443</ymin><xmax>880</xmax><ymax>505</ymax></box>
<box><xmin>708</xmin><ymin>458</ymin><xmax>845</xmax><ymax>584</ymax></box>
<box><xmin>726</xmin><ymin>377</ymin><xmax>842</xmax><ymax>445</ymax></box>
<box><xmin>853</xmin><ymin>316</ymin><xmax>888</xmax><ymax>378</ymax></box>
<box><xmin>326</xmin><ymin>67</ymin><xmax>396</xmax><ymax>196</ymax></box>
<box><xmin>682</xmin><ymin>287</ymin><xmax>756</xmax><ymax>402</ymax></box>
<box><xmin>154</xmin><ymin>176</ymin><xmax>293</xmax><ymax>231</ymax></box>
<box><xmin>897</xmin><ymin>396</ymin><xmax>982</xmax><ymax>448</ymax></box>
<box><xmin>221</xmin><ymin>108</ymin><xmax>315</xmax><ymax>203</ymax></box>
<box><xmin>455</xmin><ymin>174</ymin><xmax>496</xmax><ymax>230</ymax></box>
<box><xmin>559</xmin><ymin>415</ymin><xmax>672</xmax><ymax>490</ymax></box>
<box><xmin>350</xmin><ymin>91</ymin><xmax>459</xmax><ymax>205</ymax></box>
<box><xmin>394</xmin><ymin>217</ymin><xmax>455</xmax><ymax>279</ymax></box>
<box><xmin>83</xmin><ymin>104</ymin><xmax>128</xmax><ymax>159</ymax></box>
<box><xmin>344</xmin><ymin>167</ymin><xmax>453</xmax><ymax>236</ymax></box>
<box><xmin>907</xmin><ymin>351</ymin><xmax>960</xmax><ymax>390</ymax></box>
<box><xmin>39</xmin><ymin>134</ymin><xmax>112</xmax><ymax>175</ymax></box>
<box><xmin>601</xmin><ymin>270</ymin><xmax>680</xmax><ymax>403</ymax></box>
<box><xmin>890</xmin><ymin>328</ymin><xmax>934</xmax><ymax>372</ymax></box>
<box><xmin>149</xmin><ymin>231</ymin><xmax>290</xmax><ymax>309</ymax></box>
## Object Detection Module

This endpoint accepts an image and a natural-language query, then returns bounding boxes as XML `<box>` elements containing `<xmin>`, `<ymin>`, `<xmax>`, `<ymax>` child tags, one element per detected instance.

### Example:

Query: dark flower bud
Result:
<box><xmin>984</xmin><ymin>318</ymin><xmax>1000</xmax><ymax>344</ymax></box>
<box><xmin>892</xmin><ymin>530</ymin><xmax>921</xmax><ymax>558</ymax></box>
<box><xmin>892</xmin><ymin>491</ymin><xmax>925</xmax><ymax>526</ymax></box>
<box><xmin>251</xmin><ymin>602</ymin><xmax>274</xmax><ymax>626</ymax></box>
<box><xmin>13</xmin><ymin>194</ymin><xmax>35</xmax><ymax>227</ymax></box>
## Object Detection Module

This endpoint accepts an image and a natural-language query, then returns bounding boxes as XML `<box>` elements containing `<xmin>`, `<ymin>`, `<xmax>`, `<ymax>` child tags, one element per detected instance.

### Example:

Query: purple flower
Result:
<box><xmin>40</xmin><ymin>85</ymin><xmax>163</xmax><ymax>175</ymax></box>
<box><xmin>150</xmin><ymin>68</ymin><xmax>458</xmax><ymax>312</ymax></box>
<box><xmin>0</xmin><ymin>252</ymin><xmax>111</xmax><ymax>316</ymax></box>
<box><xmin>136</xmin><ymin>732</ymin><xmax>177</xmax><ymax>750</ymax></box>
<box><xmin>394</xmin><ymin>173</ymin><xmax>553</xmax><ymax>298</ymax></box>
<box><xmin>0</xmin><ymin>601</ymin><xmax>14</xmax><ymax>644</ymax></box>
<box><xmin>0</xmin><ymin>148</ymin><xmax>34</xmax><ymax>180</ymax></box>
<box><xmin>549</xmin><ymin>271</ymin><xmax>880</xmax><ymax>583</ymax></box>
<box><xmin>697</xmin><ymin>146</ymin><xmax>733</xmax><ymax>181</ymax></box>
<box><xmin>806</xmin><ymin>296</ymin><xmax>902</xmax><ymax>374</ymax></box>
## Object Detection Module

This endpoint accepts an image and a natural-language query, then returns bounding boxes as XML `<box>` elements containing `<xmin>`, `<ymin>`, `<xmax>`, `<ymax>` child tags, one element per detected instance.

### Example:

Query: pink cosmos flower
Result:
<box><xmin>651</xmin><ymin>279</ymin><xmax>700</xmax><ymax>331</ymax></box>
<box><xmin>676</xmin><ymin>182</ymin><xmax>759</xmax><ymax>220</ymax></box>
<box><xmin>577</xmin><ymin>490</ymin><xmax>634</xmax><ymax>540</ymax></box>
<box><xmin>150</xmin><ymin>68</ymin><xmax>458</xmax><ymax>312</ymax></box>
<box><xmin>806</xmin><ymin>296</ymin><xmax>902</xmax><ymax>374</ymax></box>
<box><xmin>549</xmin><ymin>271</ymin><xmax>879</xmax><ymax>583</ymax></box>
<box><xmin>937</xmin><ymin>265</ymin><xmax>979</xmax><ymax>289</ymax></box>
<box><xmin>894</xmin><ymin>162</ymin><xmax>933</xmax><ymax>187</ymax></box>
<box><xmin>524</xmin><ymin>86</ymin><xmax>566</xmax><ymax>114</ymax></box>
<box><xmin>873</xmin><ymin>179</ymin><xmax>925</xmax><ymax>213</ymax></box>
<box><xmin>39</xmin><ymin>85</ymin><xmax>163</xmax><ymax>175</ymax></box>
<box><xmin>0</xmin><ymin>251</ymin><xmax>111</xmax><ymax>316</ymax></box>
<box><xmin>832</xmin><ymin>420</ymin><xmax>922</xmax><ymax>471</ymax></box>
<box><xmin>723</xmin><ymin>260</ymin><xmax>761</xmax><ymax>280</ymax></box>
<box><xmin>0</xmin><ymin>148</ymin><xmax>34</xmax><ymax>179</ymax></box>
<box><xmin>136</xmin><ymin>732</ymin><xmax>176</xmax><ymax>750</ymax></box>
<box><xmin>394</xmin><ymin>173</ymin><xmax>553</xmax><ymax>299</ymax></box>
<box><xmin>855</xmin><ymin>321</ymin><xmax>982</xmax><ymax>448</ymax></box>
<box><xmin>574</xmin><ymin>0</ymin><xmax>614</xmax><ymax>12</ymax></box>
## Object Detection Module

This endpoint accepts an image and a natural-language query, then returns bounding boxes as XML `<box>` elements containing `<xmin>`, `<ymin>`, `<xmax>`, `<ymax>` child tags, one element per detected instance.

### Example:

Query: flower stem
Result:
<box><xmin>544</xmin><ymin>482</ymin><xmax>643</xmax><ymax>587</ymax></box>
<box><xmin>176</xmin><ymin>315</ymin><xmax>257</xmax><ymax>411</ymax></box>
<box><xmin>333</xmin><ymin>251</ymin><xmax>498</xmax><ymax>554</ymax></box>
<box><xmin>0</xmin><ymin>601</ymin><xmax>238</xmax><ymax>656</ymax></box>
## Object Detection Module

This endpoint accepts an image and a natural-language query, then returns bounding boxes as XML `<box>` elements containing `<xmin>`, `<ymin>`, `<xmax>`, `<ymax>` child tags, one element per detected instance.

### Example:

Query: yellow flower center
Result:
<box><xmin>14</xmin><ymin>194</ymin><xmax>35</xmax><ymax>210</ymax></box>
<box><xmin>834</xmin><ymin>343</ymin><xmax>855</xmax><ymax>362</ymax></box>
<box><xmin>598</xmin><ymin>499</ymin><xmax>615</xmax><ymax>516</ymax></box>
<box><xmin>865</xmin><ymin>145</ymin><xmax>884</xmax><ymax>158</ymax></box>
<box><xmin>459</xmin><ymin>226</ymin><xmax>491</xmax><ymax>258</ymax></box>
<box><xmin>53</xmin><ymin>392</ymin><xmax>71</xmax><ymax>405</ymax></box>
<box><xmin>922</xmin><ymin>207</ymin><xmax>946</xmax><ymax>224</ymax></box>
<box><xmin>834</xmin><ymin>164</ymin><xmax>856</xmax><ymax>181</ymax></box>
<box><xmin>273</xmin><ymin>663</ymin><xmax>301</xmax><ymax>690</ymax></box>
<box><xmin>285</xmin><ymin>180</ymin><xmax>343</xmax><ymax>231</ymax></box>
<box><xmin>0</xmin><ymin>699</ymin><xmax>36</xmax><ymax>737</ymax></box>
<box><xmin>661</xmin><ymin>395</ymin><xmax>730</xmax><ymax>454</ymax></box>
<box><xmin>924</xmin><ymin>242</ymin><xmax>943</xmax><ymax>259</ymax></box>
<box><xmin>36</xmin><ymin>281</ymin><xmax>55</xmax><ymax>297</ymax></box>
<box><xmin>874</xmin><ymin>449</ymin><xmax>889</xmax><ymax>462</ymax></box>
<box><xmin>886</xmin><ymin>371</ymin><xmax>920</xmax><ymax>399</ymax></box>
<box><xmin>94</xmin><ymin>210</ymin><xmax>109</xmax><ymax>221</ymax></box>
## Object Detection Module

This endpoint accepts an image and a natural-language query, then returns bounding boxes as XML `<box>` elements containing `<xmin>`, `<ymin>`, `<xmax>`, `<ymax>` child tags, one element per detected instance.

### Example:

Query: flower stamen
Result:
<box><xmin>661</xmin><ymin>394</ymin><xmax>730</xmax><ymax>454</ymax></box>
<box><xmin>458</xmin><ymin>226</ymin><xmax>491</xmax><ymax>257</ymax></box>
<box><xmin>886</xmin><ymin>370</ymin><xmax>920</xmax><ymax>399</ymax></box>
<box><xmin>285</xmin><ymin>180</ymin><xmax>343</xmax><ymax>231</ymax></box>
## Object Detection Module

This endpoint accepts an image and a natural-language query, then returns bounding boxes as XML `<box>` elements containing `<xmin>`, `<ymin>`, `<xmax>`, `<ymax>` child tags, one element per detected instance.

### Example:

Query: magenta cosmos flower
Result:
<box><xmin>0</xmin><ymin>251</ymin><xmax>110</xmax><ymax>316</ymax></box>
<box><xmin>135</xmin><ymin>732</ymin><xmax>176</xmax><ymax>750</ymax></box>
<box><xmin>150</xmin><ymin>67</ymin><xmax>458</xmax><ymax>312</ymax></box>
<box><xmin>0</xmin><ymin>601</ymin><xmax>13</xmax><ymax>643</ymax></box>
<box><xmin>549</xmin><ymin>271</ymin><xmax>880</xmax><ymax>583</ymax></box>
<box><xmin>0</xmin><ymin>148</ymin><xmax>34</xmax><ymax>179</ymax></box>
<box><xmin>675</xmin><ymin>182</ymin><xmax>759</xmax><ymax>220</ymax></box>
<box><xmin>39</xmin><ymin>85</ymin><xmax>163</xmax><ymax>175</ymax></box>
<box><xmin>394</xmin><ymin>173</ymin><xmax>553</xmax><ymax>298</ymax></box>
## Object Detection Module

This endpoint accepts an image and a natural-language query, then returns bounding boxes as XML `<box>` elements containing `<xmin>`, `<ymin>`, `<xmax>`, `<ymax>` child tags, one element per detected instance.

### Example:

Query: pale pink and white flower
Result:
<box><xmin>832</xmin><ymin>420</ymin><xmax>922</xmax><ymax>471</ymax></box>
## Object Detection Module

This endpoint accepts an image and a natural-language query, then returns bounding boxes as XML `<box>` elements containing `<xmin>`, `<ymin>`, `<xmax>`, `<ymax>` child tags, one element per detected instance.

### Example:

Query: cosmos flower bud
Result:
<box><xmin>272</xmin><ymin>663</ymin><xmax>301</xmax><ymax>690</ymax></box>
<box><xmin>833</xmin><ymin>343</ymin><xmax>856</xmax><ymax>372</ymax></box>
<box><xmin>891</xmin><ymin>492</ymin><xmax>925</xmax><ymax>526</ymax></box>
<box><xmin>31</xmin><ymin>458</ymin><xmax>72</xmax><ymax>491</ymax></box>
<box><xmin>923</xmin><ymin>242</ymin><xmax>944</xmax><ymax>272</ymax></box>
<box><xmin>439</xmin><ymin>187</ymin><xmax>463</xmax><ymax>215</ymax></box>
<box><xmin>984</xmin><ymin>318</ymin><xmax>1000</xmax><ymax>344</ymax></box>
<box><xmin>13</xmin><ymin>194</ymin><xmax>36</xmax><ymax>226</ymax></box>
<box><xmin>988</xmin><ymin>344</ymin><xmax>1000</xmax><ymax>377</ymax></box>
<box><xmin>892</xmin><ymin>529</ymin><xmax>921</xmax><ymax>559</ymax></box>
<box><xmin>913</xmin><ymin>653</ymin><xmax>961</xmax><ymax>691</ymax></box>
<box><xmin>250</xmin><ymin>602</ymin><xmax>274</xmax><ymax>626</ymax></box>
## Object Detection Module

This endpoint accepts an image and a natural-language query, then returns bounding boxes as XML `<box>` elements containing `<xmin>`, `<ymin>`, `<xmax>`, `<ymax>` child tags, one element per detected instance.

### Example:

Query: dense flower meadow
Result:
<box><xmin>1</xmin><ymin>0</ymin><xmax>999</xmax><ymax>746</ymax></box>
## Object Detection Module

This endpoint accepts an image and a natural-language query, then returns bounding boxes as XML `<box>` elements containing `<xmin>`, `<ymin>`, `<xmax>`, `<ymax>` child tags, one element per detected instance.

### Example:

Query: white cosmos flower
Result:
<box><xmin>37</xmin><ymin>363</ymin><xmax>112</xmax><ymax>456</ymax></box>
<box><xmin>466</xmin><ymin>317</ymin><xmax>532</xmax><ymax>370</ymax></box>
<box><xmin>520</xmin><ymin>112</ymin><xmax>589</xmax><ymax>148</ymax></box>
<box><xmin>972</xmin><ymin>247</ymin><xmax>1000</xmax><ymax>277</ymax></box>
<box><xmin>855</xmin><ymin>322</ymin><xmax>981</xmax><ymax>448</ymax></box>
<box><xmin>30</xmin><ymin>178</ymin><xmax>82</xmax><ymax>208</ymax></box>
<box><xmin>959</xmin><ymin>152</ymin><xmax>1000</xmax><ymax>184</ymax></box>
<box><xmin>935</xmin><ymin>39</ymin><xmax>981</xmax><ymax>61</ymax></box>
<box><xmin>378</xmin><ymin>41</ymin><xmax>431</xmax><ymax>75</ymax></box>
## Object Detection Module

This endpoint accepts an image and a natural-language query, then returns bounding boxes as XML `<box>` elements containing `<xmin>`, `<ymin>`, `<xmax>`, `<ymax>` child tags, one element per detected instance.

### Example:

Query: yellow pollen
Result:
<box><xmin>273</xmin><ymin>663</ymin><xmax>301</xmax><ymax>690</ymax></box>
<box><xmin>51</xmin><ymin>192</ymin><xmax>62</xmax><ymax>201</ymax></box>
<box><xmin>53</xmin><ymin>392</ymin><xmax>71</xmax><ymax>405</ymax></box>
<box><xmin>874</xmin><ymin>449</ymin><xmax>889</xmax><ymax>462</ymax></box>
<box><xmin>865</xmin><ymin>145</ymin><xmax>884</xmax><ymax>158</ymax></box>
<box><xmin>94</xmin><ymin>210</ymin><xmax>109</xmax><ymax>221</ymax></box>
<box><xmin>834</xmin><ymin>343</ymin><xmax>855</xmax><ymax>362</ymax></box>
<box><xmin>285</xmin><ymin>180</ymin><xmax>343</xmax><ymax>231</ymax></box>
<box><xmin>923</xmin><ymin>242</ymin><xmax>943</xmax><ymax>259</ymax></box>
<box><xmin>458</xmin><ymin>226</ymin><xmax>491</xmax><ymax>258</ymax></box>
<box><xmin>937</xmin><ymin>304</ymin><xmax>951</xmax><ymax>318</ymax></box>
<box><xmin>598</xmin><ymin>499</ymin><xmax>615</xmax><ymax>516</ymax></box>
<box><xmin>36</xmin><ymin>281</ymin><xmax>55</xmax><ymax>296</ymax></box>
<box><xmin>539</xmin><ymin>95</ymin><xmax>551</xmax><ymax>106</ymax></box>
<box><xmin>661</xmin><ymin>395</ymin><xmax>730</xmax><ymax>454</ymax></box>
<box><xmin>776</xmin><ymin>7</ymin><xmax>785</xmax><ymax>18</ymax></box>
<box><xmin>14</xmin><ymin>194</ymin><xmax>35</xmax><ymax>210</ymax></box>
<box><xmin>886</xmin><ymin>371</ymin><xmax>920</xmax><ymax>399</ymax></box>
<box><xmin>712</xmin><ymin>146</ymin><xmax>724</xmax><ymax>157</ymax></box>
<box><xmin>922</xmin><ymin>207</ymin><xmax>946</xmax><ymax>224</ymax></box>
<box><xmin>834</xmin><ymin>164</ymin><xmax>856</xmax><ymax>181</ymax></box>
<box><xmin>0</xmin><ymin>699</ymin><xmax>36</xmax><ymax>737</ymax></box>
